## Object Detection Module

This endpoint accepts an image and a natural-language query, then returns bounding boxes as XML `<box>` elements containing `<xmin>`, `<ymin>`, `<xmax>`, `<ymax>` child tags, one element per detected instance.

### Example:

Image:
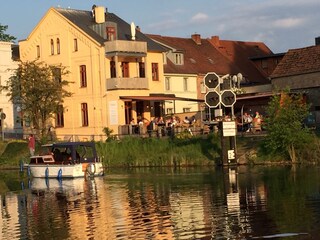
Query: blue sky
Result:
<box><xmin>1</xmin><ymin>0</ymin><xmax>319</xmax><ymax>53</ymax></box>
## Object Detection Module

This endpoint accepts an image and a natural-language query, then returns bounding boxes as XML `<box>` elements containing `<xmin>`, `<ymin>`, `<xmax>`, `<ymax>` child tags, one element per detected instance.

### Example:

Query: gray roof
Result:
<box><xmin>55</xmin><ymin>7</ymin><xmax>165</xmax><ymax>52</ymax></box>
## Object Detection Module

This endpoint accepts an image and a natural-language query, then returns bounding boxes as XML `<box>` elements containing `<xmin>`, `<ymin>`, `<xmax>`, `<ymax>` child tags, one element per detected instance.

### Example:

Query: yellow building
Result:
<box><xmin>19</xmin><ymin>5</ymin><xmax>167</xmax><ymax>140</ymax></box>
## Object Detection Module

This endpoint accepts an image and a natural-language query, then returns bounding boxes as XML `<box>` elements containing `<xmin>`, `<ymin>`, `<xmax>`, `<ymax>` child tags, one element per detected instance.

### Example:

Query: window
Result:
<box><xmin>81</xmin><ymin>103</ymin><xmax>89</xmax><ymax>126</ymax></box>
<box><xmin>166</xmin><ymin>108</ymin><xmax>173</xmax><ymax>115</ymax></box>
<box><xmin>262</xmin><ymin>59</ymin><xmax>268</xmax><ymax>69</ymax></box>
<box><xmin>183</xmin><ymin>108</ymin><xmax>191</xmax><ymax>113</ymax></box>
<box><xmin>50</xmin><ymin>39</ymin><xmax>54</xmax><ymax>55</ymax></box>
<box><xmin>56</xmin><ymin>38</ymin><xmax>60</xmax><ymax>54</ymax></box>
<box><xmin>36</xmin><ymin>45</ymin><xmax>40</xmax><ymax>58</ymax></box>
<box><xmin>74</xmin><ymin>38</ymin><xmax>78</xmax><ymax>52</ymax></box>
<box><xmin>165</xmin><ymin>77</ymin><xmax>170</xmax><ymax>91</ymax></box>
<box><xmin>55</xmin><ymin>105</ymin><xmax>64</xmax><ymax>127</ymax></box>
<box><xmin>175</xmin><ymin>53</ymin><xmax>182</xmax><ymax>65</ymax></box>
<box><xmin>183</xmin><ymin>77</ymin><xmax>188</xmax><ymax>91</ymax></box>
<box><xmin>121</xmin><ymin>62</ymin><xmax>129</xmax><ymax>77</ymax></box>
<box><xmin>139</xmin><ymin>62</ymin><xmax>145</xmax><ymax>78</ymax></box>
<box><xmin>80</xmin><ymin>65</ymin><xmax>87</xmax><ymax>87</ymax></box>
<box><xmin>106</xmin><ymin>27</ymin><xmax>116</xmax><ymax>41</ymax></box>
<box><xmin>110</xmin><ymin>61</ymin><xmax>116</xmax><ymax>78</ymax></box>
<box><xmin>152</xmin><ymin>63</ymin><xmax>159</xmax><ymax>81</ymax></box>
<box><xmin>53</xmin><ymin>68</ymin><xmax>62</xmax><ymax>83</ymax></box>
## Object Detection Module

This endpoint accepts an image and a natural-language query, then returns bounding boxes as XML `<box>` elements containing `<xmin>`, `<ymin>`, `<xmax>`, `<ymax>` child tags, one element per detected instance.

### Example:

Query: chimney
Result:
<box><xmin>191</xmin><ymin>34</ymin><xmax>201</xmax><ymax>45</ymax></box>
<box><xmin>136</xmin><ymin>26</ymin><xmax>141</xmax><ymax>32</ymax></box>
<box><xmin>315</xmin><ymin>37</ymin><xmax>320</xmax><ymax>46</ymax></box>
<box><xmin>94</xmin><ymin>6</ymin><xmax>105</xmax><ymax>24</ymax></box>
<box><xmin>210</xmin><ymin>36</ymin><xmax>220</xmax><ymax>47</ymax></box>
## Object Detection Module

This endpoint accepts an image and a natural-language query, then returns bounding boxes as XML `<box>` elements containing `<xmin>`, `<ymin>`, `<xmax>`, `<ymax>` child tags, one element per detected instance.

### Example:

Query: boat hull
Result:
<box><xmin>27</xmin><ymin>162</ymin><xmax>104</xmax><ymax>178</ymax></box>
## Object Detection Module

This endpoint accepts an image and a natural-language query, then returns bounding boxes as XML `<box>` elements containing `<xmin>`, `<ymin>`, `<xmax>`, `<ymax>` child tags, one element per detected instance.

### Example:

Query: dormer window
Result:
<box><xmin>106</xmin><ymin>27</ymin><xmax>116</xmax><ymax>41</ymax></box>
<box><xmin>174</xmin><ymin>53</ymin><xmax>183</xmax><ymax>65</ymax></box>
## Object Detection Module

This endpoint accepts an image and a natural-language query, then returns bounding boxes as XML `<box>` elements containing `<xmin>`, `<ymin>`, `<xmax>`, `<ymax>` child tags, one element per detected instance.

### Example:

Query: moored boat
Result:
<box><xmin>26</xmin><ymin>142</ymin><xmax>104</xmax><ymax>178</ymax></box>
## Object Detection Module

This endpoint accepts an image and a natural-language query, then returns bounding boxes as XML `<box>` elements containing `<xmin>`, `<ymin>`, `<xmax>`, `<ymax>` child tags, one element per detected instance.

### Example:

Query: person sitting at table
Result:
<box><xmin>130</xmin><ymin>118</ymin><xmax>138</xmax><ymax>134</ymax></box>
<box><xmin>157</xmin><ymin>117</ymin><xmax>165</xmax><ymax>125</ymax></box>
<box><xmin>243</xmin><ymin>112</ymin><xmax>253</xmax><ymax>132</ymax></box>
<box><xmin>183</xmin><ymin>116</ymin><xmax>190</xmax><ymax>124</ymax></box>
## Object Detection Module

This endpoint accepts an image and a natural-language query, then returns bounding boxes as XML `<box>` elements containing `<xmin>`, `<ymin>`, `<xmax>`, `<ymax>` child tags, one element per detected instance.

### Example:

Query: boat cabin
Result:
<box><xmin>30</xmin><ymin>142</ymin><xmax>99</xmax><ymax>165</ymax></box>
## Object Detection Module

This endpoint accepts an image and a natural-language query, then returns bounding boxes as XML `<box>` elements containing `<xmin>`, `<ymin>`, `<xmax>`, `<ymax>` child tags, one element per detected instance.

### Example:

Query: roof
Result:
<box><xmin>271</xmin><ymin>45</ymin><xmax>320</xmax><ymax>78</ymax></box>
<box><xmin>55</xmin><ymin>7</ymin><xmax>165</xmax><ymax>52</ymax></box>
<box><xmin>147</xmin><ymin>34</ymin><xmax>241</xmax><ymax>75</ymax></box>
<box><xmin>52</xmin><ymin>141</ymin><xmax>96</xmax><ymax>148</ymax></box>
<box><xmin>209</xmin><ymin>37</ymin><xmax>273</xmax><ymax>84</ymax></box>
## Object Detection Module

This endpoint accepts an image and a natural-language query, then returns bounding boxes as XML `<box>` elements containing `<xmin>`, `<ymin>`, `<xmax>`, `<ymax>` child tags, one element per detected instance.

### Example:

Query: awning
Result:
<box><xmin>120</xmin><ymin>94</ymin><xmax>204</xmax><ymax>102</ymax></box>
<box><xmin>236</xmin><ymin>92</ymin><xmax>275</xmax><ymax>100</ymax></box>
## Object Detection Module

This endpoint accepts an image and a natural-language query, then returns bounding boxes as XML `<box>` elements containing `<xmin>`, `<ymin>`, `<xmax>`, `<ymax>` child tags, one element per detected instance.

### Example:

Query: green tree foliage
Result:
<box><xmin>0</xmin><ymin>24</ymin><xmax>16</xmax><ymax>42</ymax></box>
<box><xmin>2</xmin><ymin>60</ymin><xmax>72</xmax><ymax>140</ymax></box>
<box><xmin>263</xmin><ymin>90</ymin><xmax>312</xmax><ymax>162</ymax></box>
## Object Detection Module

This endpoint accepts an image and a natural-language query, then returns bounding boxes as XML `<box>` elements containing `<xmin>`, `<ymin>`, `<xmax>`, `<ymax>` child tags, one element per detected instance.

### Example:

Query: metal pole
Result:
<box><xmin>1</xmin><ymin>110</ymin><xmax>4</xmax><ymax>141</ymax></box>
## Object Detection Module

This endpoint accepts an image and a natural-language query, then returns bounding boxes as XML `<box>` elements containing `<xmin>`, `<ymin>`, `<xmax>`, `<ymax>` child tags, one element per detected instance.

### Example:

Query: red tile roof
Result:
<box><xmin>271</xmin><ymin>45</ymin><xmax>320</xmax><ymax>78</ymax></box>
<box><xmin>147</xmin><ymin>34</ymin><xmax>241</xmax><ymax>76</ymax></box>
<box><xmin>148</xmin><ymin>34</ymin><xmax>273</xmax><ymax>84</ymax></box>
<box><xmin>209</xmin><ymin>36</ymin><xmax>273</xmax><ymax>84</ymax></box>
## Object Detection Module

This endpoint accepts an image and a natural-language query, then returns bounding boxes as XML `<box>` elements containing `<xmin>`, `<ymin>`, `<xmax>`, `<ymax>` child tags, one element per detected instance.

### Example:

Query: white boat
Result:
<box><xmin>26</xmin><ymin>142</ymin><xmax>104</xmax><ymax>178</ymax></box>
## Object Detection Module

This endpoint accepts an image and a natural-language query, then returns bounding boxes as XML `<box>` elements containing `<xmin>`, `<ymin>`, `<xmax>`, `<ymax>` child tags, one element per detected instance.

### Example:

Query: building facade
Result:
<box><xmin>0</xmin><ymin>41</ymin><xmax>22</xmax><ymax>138</ymax></box>
<box><xmin>19</xmin><ymin>6</ymin><xmax>166</xmax><ymax>140</ymax></box>
<box><xmin>271</xmin><ymin>40</ymin><xmax>320</xmax><ymax>126</ymax></box>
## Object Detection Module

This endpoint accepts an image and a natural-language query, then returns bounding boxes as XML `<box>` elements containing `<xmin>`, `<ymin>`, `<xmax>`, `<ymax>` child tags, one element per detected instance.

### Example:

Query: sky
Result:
<box><xmin>1</xmin><ymin>0</ymin><xmax>319</xmax><ymax>53</ymax></box>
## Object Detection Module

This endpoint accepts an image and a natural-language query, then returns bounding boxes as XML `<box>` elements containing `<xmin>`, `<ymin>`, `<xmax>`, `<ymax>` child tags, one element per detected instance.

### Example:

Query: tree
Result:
<box><xmin>0</xmin><ymin>24</ymin><xmax>16</xmax><ymax>42</ymax></box>
<box><xmin>2</xmin><ymin>60</ymin><xmax>72</xmax><ymax>140</ymax></box>
<box><xmin>263</xmin><ymin>89</ymin><xmax>312</xmax><ymax>162</ymax></box>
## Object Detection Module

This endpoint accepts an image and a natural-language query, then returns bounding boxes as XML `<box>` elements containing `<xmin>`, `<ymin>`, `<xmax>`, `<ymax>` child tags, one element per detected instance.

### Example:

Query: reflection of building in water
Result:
<box><xmin>169</xmin><ymin>192</ymin><xmax>206</xmax><ymax>238</ymax></box>
<box><xmin>61</xmin><ymin>178</ymin><xmax>175</xmax><ymax>239</ymax></box>
<box><xmin>0</xmin><ymin>193</ymin><xmax>27</xmax><ymax>239</ymax></box>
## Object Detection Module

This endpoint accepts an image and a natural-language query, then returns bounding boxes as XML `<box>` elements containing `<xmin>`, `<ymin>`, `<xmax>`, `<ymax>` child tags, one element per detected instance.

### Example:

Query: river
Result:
<box><xmin>1</xmin><ymin>165</ymin><xmax>320</xmax><ymax>239</ymax></box>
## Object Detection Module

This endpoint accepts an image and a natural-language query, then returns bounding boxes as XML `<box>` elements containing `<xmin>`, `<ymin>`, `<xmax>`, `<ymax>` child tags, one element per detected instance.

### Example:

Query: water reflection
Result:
<box><xmin>1</xmin><ymin>166</ymin><xmax>320</xmax><ymax>239</ymax></box>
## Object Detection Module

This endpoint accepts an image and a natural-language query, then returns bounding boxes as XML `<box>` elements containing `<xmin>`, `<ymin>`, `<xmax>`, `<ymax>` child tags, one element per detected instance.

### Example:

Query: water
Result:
<box><xmin>1</xmin><ymin>166</ymin><xmax>320</xmax><ymax>239</ymax></box>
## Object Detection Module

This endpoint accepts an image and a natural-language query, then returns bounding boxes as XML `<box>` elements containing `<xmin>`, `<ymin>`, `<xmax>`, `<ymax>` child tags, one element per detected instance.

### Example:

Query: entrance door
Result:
<box><xmin>154</xmin><ymin>102</ymin><xmax>162</xmax><ymax>118</ymax></box>
<box><xmin>136</xmin><ymin>101</ymin><xmax>144</xmax><ymax>119</ymax></box>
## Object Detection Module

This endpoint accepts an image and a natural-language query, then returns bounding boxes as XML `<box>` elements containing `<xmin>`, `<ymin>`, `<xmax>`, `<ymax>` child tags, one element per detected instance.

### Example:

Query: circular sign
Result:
<box><xmin>205</xmin><ymin>91</ymin><xmax>220</xmax><ymax>108</ymax></box>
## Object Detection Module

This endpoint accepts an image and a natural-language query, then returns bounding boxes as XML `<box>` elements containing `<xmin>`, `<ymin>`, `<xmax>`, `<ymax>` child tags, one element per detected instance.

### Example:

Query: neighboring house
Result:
<box><xmin>208</xmin><ymin>36</ymin><xmax>284</xmax><ymax>116</ymax></box>
<box><xmin>271</xmin><ymin>38</ymin><xmax>320</xmax><ymax>126</ymax></box>
<box><xmin>149</xmin><ymin>34</ymin><xmax>279</xmax><ymax>119</ymax></box>
<box><xmin>209</xmin><ymin>36</ymin><xmax>275</xmax><ymax>85</ymax></box>
<box><xmin>19</xmin><ymin>5</ymin><xmax>167</xmax><ymax>139</ymax></box>
<box><xmin>148</xmin><ymin>34</ymin><xmax>241</xmax><ymax>115</ymax></box>
<box><xmin>0</xmin><ymin>41</ymin><xmax>22</xmax><ymax>138</ymax></box>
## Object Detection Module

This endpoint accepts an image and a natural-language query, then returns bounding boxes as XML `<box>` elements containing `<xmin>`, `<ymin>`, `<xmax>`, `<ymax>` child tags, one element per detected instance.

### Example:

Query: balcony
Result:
<box><xmin>106</xmin><ymin>77</ymin><xmax>149</xmax><ymax>90</ymax></box>
<box><xmin>105</xmin><ymin>40</ymin><xmax>147</xmax><ymax>56</ymax></box>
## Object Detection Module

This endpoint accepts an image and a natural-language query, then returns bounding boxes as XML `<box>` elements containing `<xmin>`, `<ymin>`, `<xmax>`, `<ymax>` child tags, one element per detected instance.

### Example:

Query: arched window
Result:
<box><xmin>50</xmin><ymin>39</ymin><xmax>54</xmax><ymax>55</ymax></box>
<box><xmin>56</xmin><ymin>38</ymin><xmax>60</xmax><ymax>54</ymax></box>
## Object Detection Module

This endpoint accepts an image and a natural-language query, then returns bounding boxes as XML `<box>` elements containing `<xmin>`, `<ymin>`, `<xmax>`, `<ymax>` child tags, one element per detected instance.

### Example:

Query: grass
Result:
<box><xmin>0</xmin><ymin>140</ymin><xmax>30</xmax><ymax>168</ymax></box>
<box><xmin>96</xmin><ymin>134</ymin><xmax>221</xmax><ymax>167</ymax></box>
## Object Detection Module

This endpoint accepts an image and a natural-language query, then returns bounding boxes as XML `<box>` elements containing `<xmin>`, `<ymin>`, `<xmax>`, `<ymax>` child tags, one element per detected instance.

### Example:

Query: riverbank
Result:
<box><xmin>0</xmin><ymin>134</ymin><xmax>267</xmax><ymax>168</ymax></box>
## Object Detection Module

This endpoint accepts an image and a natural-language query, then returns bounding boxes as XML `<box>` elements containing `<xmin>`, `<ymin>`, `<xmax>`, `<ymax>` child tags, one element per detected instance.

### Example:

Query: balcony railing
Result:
<box><xmin>106</xmin><ymin>77</ymin><xmax>149</xmax><ymax>90</ymax></box>
<box><xmin>105</xmin><ymin>40</ymin><xmax>147</xmax><ymax>56</ymax></box>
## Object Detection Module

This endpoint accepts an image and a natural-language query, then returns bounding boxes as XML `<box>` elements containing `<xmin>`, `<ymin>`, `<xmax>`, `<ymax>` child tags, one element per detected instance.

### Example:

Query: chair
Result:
<box><xmin>252</xmin><ymin>120</ymin><xmax>262</xmax><ymax>133</ymax></box>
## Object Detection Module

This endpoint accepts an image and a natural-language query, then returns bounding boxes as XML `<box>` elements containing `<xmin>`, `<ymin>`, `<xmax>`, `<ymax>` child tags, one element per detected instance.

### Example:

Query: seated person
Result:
<box><xmin>183</xmin><ymin>116</ymin><xmax>190</xmax><ymax>124</ymax></box>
